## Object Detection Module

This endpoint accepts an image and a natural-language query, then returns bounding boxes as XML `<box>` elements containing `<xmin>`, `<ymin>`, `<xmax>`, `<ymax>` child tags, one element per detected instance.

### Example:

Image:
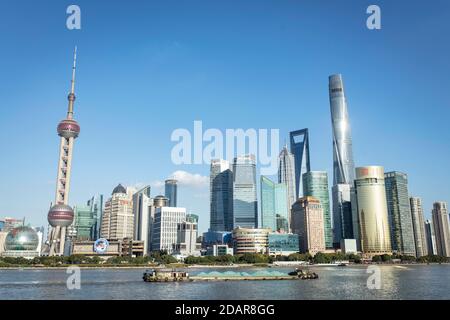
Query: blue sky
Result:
<box><xmin>0</xmin><ymin>0</ymin><xmax>449</xmax><ymax>233</ymax></box>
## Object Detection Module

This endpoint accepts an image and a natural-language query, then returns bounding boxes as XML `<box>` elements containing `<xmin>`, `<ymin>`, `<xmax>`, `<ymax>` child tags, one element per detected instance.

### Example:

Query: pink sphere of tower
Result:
<box><xmin>48</xmin><ymin>204</ymin><xmax>74</xmax><ymax>227</ymax></box>
<box><xmin>57</xmin><ymin>119</ymin><xmax>80</xmax><ymax>139</ymax></box>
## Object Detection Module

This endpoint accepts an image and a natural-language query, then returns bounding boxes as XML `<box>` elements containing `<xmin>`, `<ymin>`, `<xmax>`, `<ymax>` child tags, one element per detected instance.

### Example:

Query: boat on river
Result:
<box><xmin>143</xmin><ymin>268</ymin><xmax>318</xmax><ymax>282</ymax></box>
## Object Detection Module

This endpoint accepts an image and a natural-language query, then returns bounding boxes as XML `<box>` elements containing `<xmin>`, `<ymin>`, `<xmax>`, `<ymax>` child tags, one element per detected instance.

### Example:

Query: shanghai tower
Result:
<box><xmin>329</xmin><ymin>74</ymin><xmax>355</xmax><ymax>247</ymax></box>
<box><xmin>329</xmin><ymin>74</ymin><xmax>355</xmax><ymax>185</ymax></box>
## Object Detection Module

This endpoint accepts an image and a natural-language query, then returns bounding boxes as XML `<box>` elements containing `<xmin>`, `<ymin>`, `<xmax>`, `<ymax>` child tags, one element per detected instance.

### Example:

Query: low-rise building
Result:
<box><xmin>268</xmin><ymin>233</ymin><xmax>299</xmax><ymax>256</ymax></box>
<box><xmin>232</xmin><ymin>227</ymin><xmax>270</xmax><ymax>254</ymax></box>
<box><xmin>207</xmin><ymin>244</ymin><xmax>234</xmax><ymax>256</ymax></box>
<box><xmin>340</xmin><ymin>239</ymin><xmax>358</xmax><ymax>254</ymax></box>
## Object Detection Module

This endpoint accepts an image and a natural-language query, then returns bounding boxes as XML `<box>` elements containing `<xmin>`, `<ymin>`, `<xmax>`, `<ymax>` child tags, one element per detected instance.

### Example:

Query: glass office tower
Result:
<box><xmin>210</xmin><ymin>159</ymin><xmax>234</xmax><ymax>231</ymax></box>
<box><xmin>261</xmin><ymin>176</ymin><xmax>289</xmax><ymax>232</ymax></box>
<box><xmin>329</xmin><ymin>74</ymin><xmax>355</xmax><ymax>185</ymax></box>
<box><xmin>354</xmin><ymin>166</ymin><xmax>392</xmax><ymax>255</ymax></box>
<box><xmin>424</xmin><ymin>219</ymin><xmax>437</xmax><ymax>255</ymax></box>
<box><xmin>165</xmin><ymin>179</ymin><xmax>177</xmax><ymax>207</ymax></box>
<box><xmin>232</xmin><ymin>155</ymin><xmax>258</xmax><ymax>229</ymax></box>
<box><xmin>303</xmin><ymin>171</ymin><xmax>333</xmax><ymax>249</ymax></box>
<box><xmin>332</xmin><ymin>184</ymin><xmax>353</xmax><ymax>246</ymax></box>
<box><xmin>384</xmin><ymin>172</ymin><xmax>416</xmax><ymax>257</ymax></box>
<box><xmin>329</xmin><ymin>74</ymin><xmax>356</xmax><ymax>249</ymax></box>
<box><xmin>289</xmin><ymin>129</ymin><xmax>310</xmax><ymax>198</ymax></box>
<box><xmin>278</xmin><ymin>145</ymin><xmax>297</xmax><ymax>210</ymax></box>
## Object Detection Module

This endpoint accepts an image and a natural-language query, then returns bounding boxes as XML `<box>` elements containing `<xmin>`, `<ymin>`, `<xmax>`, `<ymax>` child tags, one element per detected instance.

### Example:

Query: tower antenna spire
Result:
<box><xmin>67</xmin><ymin>46</ymin><xmax>77</xmax><ymax>118</ymax></box>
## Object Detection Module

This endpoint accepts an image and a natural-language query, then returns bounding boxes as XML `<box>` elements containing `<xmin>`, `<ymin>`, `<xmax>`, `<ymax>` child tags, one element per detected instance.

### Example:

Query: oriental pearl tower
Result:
<box><xmin>43</xmin><ymin>48</ymin><xmax>80</xmax><ymax>256</ymax></box>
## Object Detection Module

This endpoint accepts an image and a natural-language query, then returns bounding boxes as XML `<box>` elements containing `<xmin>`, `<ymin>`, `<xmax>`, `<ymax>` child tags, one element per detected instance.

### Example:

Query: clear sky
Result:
<box><xmin>0</xmin><ymin>0</ymin><xmax>449</xmax><ymax>234</ymax></box>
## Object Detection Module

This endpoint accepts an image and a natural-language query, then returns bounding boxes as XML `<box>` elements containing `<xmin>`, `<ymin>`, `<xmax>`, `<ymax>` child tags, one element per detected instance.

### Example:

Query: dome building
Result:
<box><xmin>1</xmin><ymin>226</ymin><xmax>42</xmax><ymax>259</ymax></box>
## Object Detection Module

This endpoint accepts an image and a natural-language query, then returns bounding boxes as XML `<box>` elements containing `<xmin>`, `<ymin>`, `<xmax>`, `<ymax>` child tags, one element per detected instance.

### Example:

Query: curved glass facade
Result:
<box><xmin>5</xmin><ymin>226</ymin><xmax>39</xmax><ymax>251</ymax></box>
<box><xmin>329</xmin><ymin>74</ymin><xmax>355</xmax><ymax>185</ymax></box>
<box><xmin>354</xmin><ymin>166</ymin><xmax>392</xmax><ymax>255</ymax></box>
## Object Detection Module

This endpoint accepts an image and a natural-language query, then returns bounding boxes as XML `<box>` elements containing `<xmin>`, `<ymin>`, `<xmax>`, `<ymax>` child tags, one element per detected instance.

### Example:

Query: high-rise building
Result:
<box><xmin>151</xmin><ymin>207</ymin><xmax>186</xmax><ymax>254</ymax></box>
<box><xmin>133</xmin><ymin>186</ymin><xmax>152</xmax><ymax>255</ymax></box>
<box><xmin>302</xmin><ymin>171</ymin><xmax>333</xmax><ymax>249</ymax></box>
<box><xmin>289</xmin><ymin>129</ymin><xmax>310</xmax><ymax>198</ymax></box>
<box><xmin>329</xmin><ymin>74</ymin><xmax>355</xmax><ymax>186</ymax></box>
<box><xmin>232</xmin><ymin>155</ymin><xmax>258</xmax><ymax>229</ymax></box>
<box><xmin>69</xmin><ymin>195</ymin><xmax>103</xmax><ymax>241</ymax></box>
<box><xmin>384</xmin><ymin>172</ymin><xmax>416</xmax><ymax>257</ymax></box>
<box><xmin>174</xmin><ymin>220</ymin><xmax>201</xmax><ymax>257</ymax></box>
<box><xmin>278</xmin><ymin>145</ymin><xmax>297</xmax><ymax>210</ymax></box>
<box><xmin>209</xmin><ymin>159</ymin><xmax>233</xmax><ymax>231</ymax></box>
<box><xmin>100</xmin><ymin>184</ymin><xmax>134</xmax><ymax>240</ymax></box>
<box><xmin>44</xmin><ymin>48</ymin><xmax>80</xmax><ymax>256</ymax></box>
<box><xmin>260</xmin><ymin>176</ymin><xmax>289</xmax><ymax>232</ymax></box>
<box><xmin>165</xmin><ymin>179</ymin><xmax>178</xmax><ymax>207</ymax></box>
<box><xmin>432</xmin><ymin>202</ymin><xmax>450</xmax><ymax>257</ymax></box>
<box><xmin>329</xmin><ymin>74</ymin><xmax>356</xmax><ymax>252</ymax></box>
<box><xmin>409</xmin><ymin>197</ymin><xmax>428</xmax><ymax>257</ymax></box>
<box><xmin>291</xmin><ymin>196</ymin><xmax>325</xmax><ymax>255</ymax></box>
<box><xmin>332</xmin><ymin>184</ymin><xmax>353</xmax><ymax>246</ymax></box>
<box><xmin>71</xmin><ymin>205</ymin><xmax>95</xmax><ymax>240</ymax></box>
<box><xmin>353</xmin><ymin>166</ymin><xmax>392</xmax><ymax>255</ymax></box>
<box><xmin>424</xmin><ymin>219</ymin><xmax>437</xmax><ymax>255</ymax></box>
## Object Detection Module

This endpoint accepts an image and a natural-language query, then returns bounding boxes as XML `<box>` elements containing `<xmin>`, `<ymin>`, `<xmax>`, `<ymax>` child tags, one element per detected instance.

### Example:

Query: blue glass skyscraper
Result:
<box><xmin>210</xmin><ymin>159</ymin><xmax>233</xmax><ymax>231</ymax></box>
<box><xmin>261</xmin><ymin>176</ymin><xmax>289</xmax><ymax>232</ymax></box>
<box><xmin>232</xmin><ymin>155</ymin><xmax>258</xmax><ymax>229</ymax></box>
<box><xmin>165</xmin><ymin>179</ymin><xmax>177</xmax><ymax>207</ymax></box>
<box><xmin>289</xmin><ymin>129</ymin><xmax>310</xmax><ymax>198</ymax></box>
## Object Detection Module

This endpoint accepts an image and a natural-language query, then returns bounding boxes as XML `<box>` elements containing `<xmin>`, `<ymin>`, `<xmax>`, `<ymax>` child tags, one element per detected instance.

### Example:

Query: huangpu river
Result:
<box><xmin>0</xmin><ymin>265</ymin><xmax>449</xmax><ymax>300</ymax></box>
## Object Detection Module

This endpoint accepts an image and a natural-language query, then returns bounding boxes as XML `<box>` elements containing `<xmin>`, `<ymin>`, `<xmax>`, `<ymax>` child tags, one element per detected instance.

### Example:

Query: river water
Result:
<box><xmin>0</xmin><ymin>265</ymin><xmax>449</xmax><ymax>300</ymax></box>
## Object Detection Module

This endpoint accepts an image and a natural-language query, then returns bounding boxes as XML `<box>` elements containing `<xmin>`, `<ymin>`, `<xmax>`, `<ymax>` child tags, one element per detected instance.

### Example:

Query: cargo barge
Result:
<box><xmin>143</xmin><ymin>268</ymin><xmax>318</xmax><ymax>282</ymax></box>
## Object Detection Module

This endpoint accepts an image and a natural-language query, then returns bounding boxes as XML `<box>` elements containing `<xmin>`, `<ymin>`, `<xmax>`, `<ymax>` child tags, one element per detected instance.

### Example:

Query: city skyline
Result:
<box><xmin>1</xmin><ymin>1</ymin><xmax>450</xmax><ymax>235</ymax></box>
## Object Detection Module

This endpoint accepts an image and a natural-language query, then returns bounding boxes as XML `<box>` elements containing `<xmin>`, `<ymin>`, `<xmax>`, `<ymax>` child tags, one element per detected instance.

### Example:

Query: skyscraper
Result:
<box><xmin>209</xmin><ymin>159</ymin><xmax>233</xmax><ymax>231</ymax></box>
<box><xmin>332</xmin><ymin>184</ymin><xmax>353</xmax><ymax>246</ymax></box>
<box><xmin>165</xmin><ymin>179</ymin><xmax>178</xmax><ymax>207</ymax></box>
<box><xmin>291</xmin><ymin>196</ymin><xmax>325</xmax><ymax>255</ymax></box>
<box><xmin>260</xmin><ymin>176</ymin><xmax>289</xmax><ymax>232</ymax></box>
<box><xmin>409</xmin><ymin>197</ymin><xmax>428</xmax><ymax>257</ymax></box>
<box><xmin>302</xmin><ymin>171</ymin><xmax>333</xmax><ymax>249</ymax></box>
<box><xmin>101</xmin><ymin>184</ymin><xmax>134</xmax><ymax>240</ymax></box>
<box><xmin>68</xmin><ymin>195</ymin><xmax>103</xmax><ymax>241</ymax></box>
<box><xmin>89</xmin><ymin>195</ymin><xmax>104</xmax><ymax>240</ymax></box>
<box><xmin>278</xmin><ymin>145</ymin><xmax>297</xmax><ymax>210</ymax></box>
<box><xmin>71</xmin><ymin>205</ymin><xmax>95</xmax><ymax>240</ymax></box>
<box><xmin>289</xmin><ymin>129</ymin><xmax>310</xmax><ymax>198</ymax></box>
<box><xmin>329</xmin><ymin>74</ymin><xmax>355</xmax><ymax>185</ymax></box>
<box><xmin>133</xmin><ymin>185</ymin><xmax>152</xmax><ymax>254</ymax></box>
<box><xmin>152</xmin><ymin>207</ymin><xmax>186</xmax><ymax>254</ymax></box>
<box><xmin>232</xmin><ymin>155</ymin><xmax>258</xmax><ymax>229</ymax></box>
<box><xmin>384</xmin><ymin>172</ymin><xmax>416</xmax><ymax>257</ymax></box>
<box><xmin>44</xmin><ymin>48</ymin><xmax>80</xmax><ymax>256</ymax></box>
<box><xmin>432</xmin><ymin>202</ymin><xmax>450</xmax><ymax>257</ymax></box>
<box><xmin>353</xmin><ymin>166</ymin><xmax>392</xmax><ymax>255</ymax></box>
<box><xmin>329</xmin><ymin>74</ymin><xmax>356</xmax><ymax>251</ymax></box>
<box><xmin>424</xmin><ymin>219</ymin><xmax>437</xmax><ymax>256</ymax></box>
